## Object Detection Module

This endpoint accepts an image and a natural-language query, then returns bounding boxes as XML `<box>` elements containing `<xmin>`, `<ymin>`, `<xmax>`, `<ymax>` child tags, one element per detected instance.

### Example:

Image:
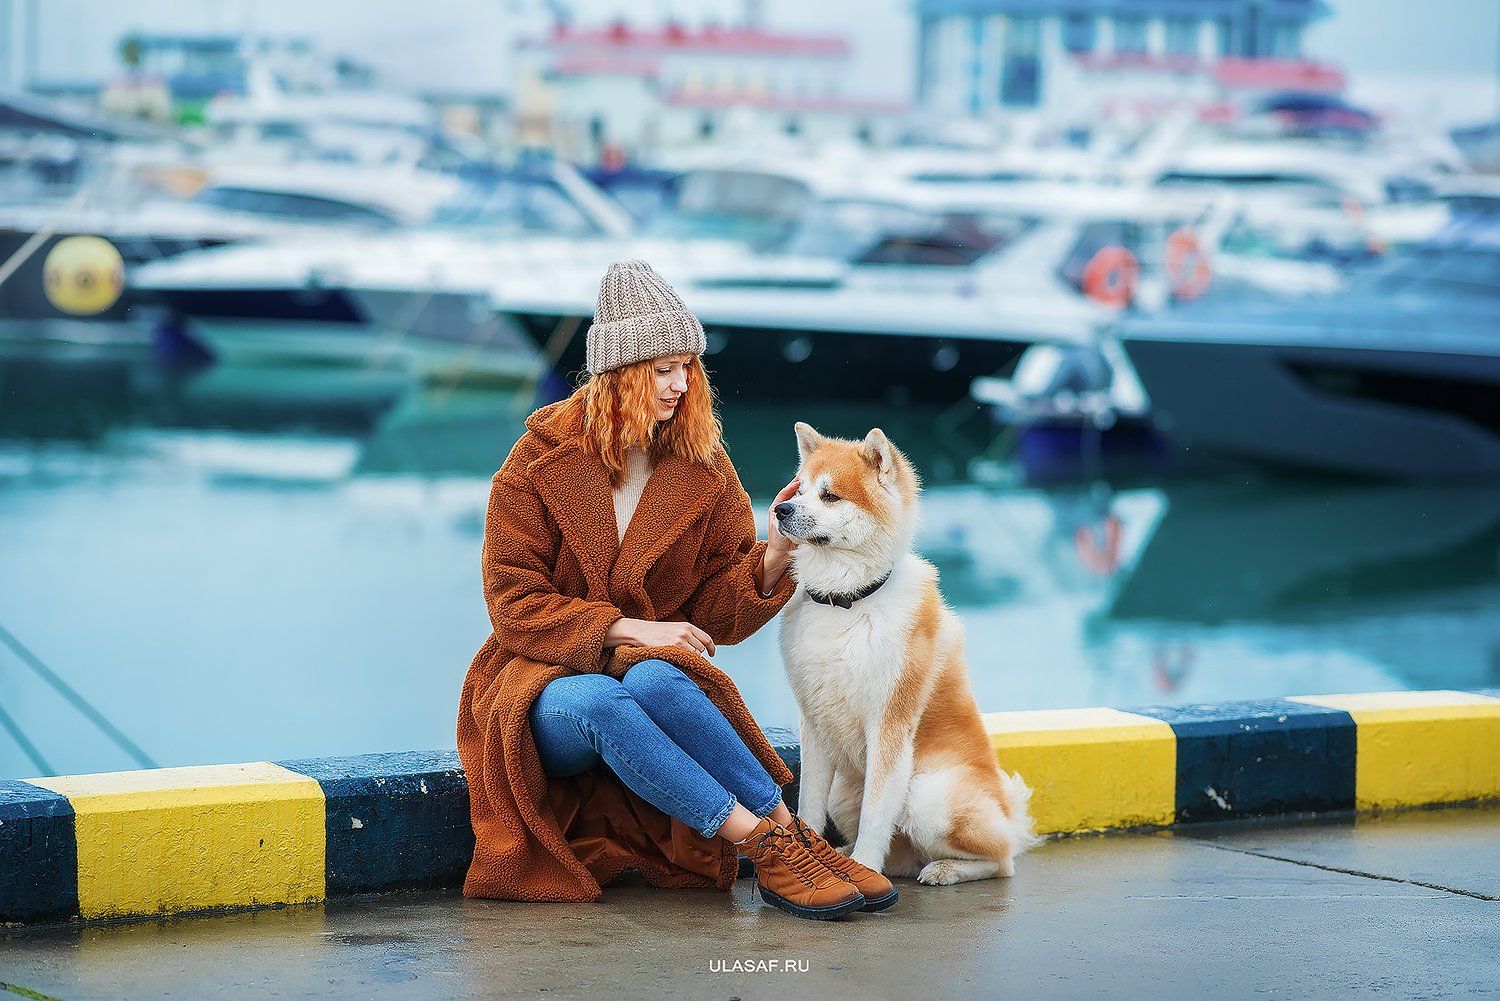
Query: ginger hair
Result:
<box><xmin>571</xmin><ymin>354</ymin><xmax>723</xmax><ymax>488</ymax></box>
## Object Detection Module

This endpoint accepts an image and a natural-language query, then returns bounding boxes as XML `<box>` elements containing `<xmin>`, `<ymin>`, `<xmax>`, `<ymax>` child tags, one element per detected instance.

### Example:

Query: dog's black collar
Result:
<box><xmin>805</xmin><ymin>570</ymin><xmax>893</xmax><ymax>609</ymax></box>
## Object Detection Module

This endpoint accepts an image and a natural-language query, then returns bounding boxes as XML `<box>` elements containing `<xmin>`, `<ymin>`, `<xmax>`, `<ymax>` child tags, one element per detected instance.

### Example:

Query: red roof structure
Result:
<box><xmin>1072</xmin><ymin>51</ymin><xmax>1344</xmax><ymax>92</ymax></box>
<box><xmin>662</xmin><ymin>90</ymin><xmax>907</xmax><ymax>114</ymax></box>
<box><xmin>1212</xmin><ymin>56</ymin><xmax>1345</xmax><ymax>92</ymax></box>
<box><xmin>529</xmin><ymin>20</ymin><xmax>849</xmax><ymax>58</ymax></box>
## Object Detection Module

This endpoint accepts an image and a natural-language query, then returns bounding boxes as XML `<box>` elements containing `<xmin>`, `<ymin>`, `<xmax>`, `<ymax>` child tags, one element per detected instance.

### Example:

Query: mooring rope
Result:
<box><xmin>0</xmin><ymin>696</ymin><xmax>53</xmax><ymax>776</ymax></box>
<box><xmin>0</xmin><ymin>621</ymin><xmax>158</xmax><ymax>771</ymax></box>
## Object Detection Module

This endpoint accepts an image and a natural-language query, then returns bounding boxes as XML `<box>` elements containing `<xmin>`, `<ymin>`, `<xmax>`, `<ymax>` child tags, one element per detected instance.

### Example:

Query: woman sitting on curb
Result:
<box><xmin>455</xmin><ymin>259</ymin><xmax>897</xmax><ymax>920</ymax></box>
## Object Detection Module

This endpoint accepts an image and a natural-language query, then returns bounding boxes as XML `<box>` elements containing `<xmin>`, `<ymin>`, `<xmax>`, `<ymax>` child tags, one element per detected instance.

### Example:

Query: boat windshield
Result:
<box><xmin>913</xmin><ymin>169</ymin><xmax>1041</xmax><ymax>184</ymax></box>
<box><xmin>778</xmin><ymin>199</ymin><xmax>939</xmax><ymax>258</ymax></box>
<box><xmin>639</xmin><ymin>169</ymin><xmax>815</xmax><ymax>249</ymax></box>
<box><xmin>851</xmin><ymin>210</ymin><xmax>1038</xmax><ymax>268</ymax></box>
<box><xmin>429</xmin><ymin>176</ymin><xmax>602</xmax><ymax>235</ymax></box>
<box><xmin>191</xmin><ymin>185</ymin><xmax>401</xmax><ymax>228</ymax></box>
<box><xmin>1218</xmin><ymin>210</ymin><xmax>1375</xmax><ymax>265</ymax></box>
<box><xmin>1156</xmin><ymin>171</ymin><xmax>1348</xmax><ymax>207</ymax></box>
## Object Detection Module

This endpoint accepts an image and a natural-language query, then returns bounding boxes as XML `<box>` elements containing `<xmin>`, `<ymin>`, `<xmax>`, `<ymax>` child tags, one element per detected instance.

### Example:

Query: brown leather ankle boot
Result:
<box><xmin>737</xmin><ymin>815</ymin><xmax>865</xmax><ymax>920</ymax></box>
<box><xmin>788</xmin><ymin>815</ymin><xmax>899</xmax><ymax>912</ymax></box>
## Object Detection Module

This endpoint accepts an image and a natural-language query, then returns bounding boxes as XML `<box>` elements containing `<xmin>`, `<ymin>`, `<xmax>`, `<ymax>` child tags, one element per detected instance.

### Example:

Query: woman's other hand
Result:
<box><xmin>604</xmin><ymin>617</ymin><xmax>717</xmax><ymax>657</ymax></box>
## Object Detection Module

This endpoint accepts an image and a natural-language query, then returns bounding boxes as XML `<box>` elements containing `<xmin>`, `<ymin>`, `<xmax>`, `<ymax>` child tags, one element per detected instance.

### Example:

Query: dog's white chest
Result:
<box><xmin>779</xmin><ymin>574</ymin><xmax>919</xmax><ymax>767</ymax></box>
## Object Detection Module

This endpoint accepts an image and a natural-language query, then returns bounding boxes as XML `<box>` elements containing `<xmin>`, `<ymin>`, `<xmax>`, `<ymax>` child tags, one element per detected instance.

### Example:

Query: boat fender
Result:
<box><xmin>42</xmin><ymin>235</ymin><xmax>124</xmax><ymax>316</ymax></box>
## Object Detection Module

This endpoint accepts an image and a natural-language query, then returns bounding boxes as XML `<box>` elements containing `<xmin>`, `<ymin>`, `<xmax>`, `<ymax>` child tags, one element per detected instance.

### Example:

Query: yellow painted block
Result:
<box><xmin>29</xmin><ymin>761</ymin><xmax>326</xmax><ymax>920</ymax></box>
<box><xmin>1288</xmin><ymin>691</ymin><xmax>1500</xmax><ymax>811</ymax></box>
<box><xmin>983</xmin><ymin>707</ymin><xmax>1176</xmax><ymax>835</ymax></box>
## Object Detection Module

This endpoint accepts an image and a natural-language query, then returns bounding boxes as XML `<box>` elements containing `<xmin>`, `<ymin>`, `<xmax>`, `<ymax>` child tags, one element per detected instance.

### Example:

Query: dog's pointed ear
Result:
<box><xmin>861</xmin><ymin>428</ymin><xmax>896</xmax><ymax>481</ymax></box>
<box><xmin>794</xmin><ymin>422</ymin><xmax>826</xmax><ymax>465</ymax></box>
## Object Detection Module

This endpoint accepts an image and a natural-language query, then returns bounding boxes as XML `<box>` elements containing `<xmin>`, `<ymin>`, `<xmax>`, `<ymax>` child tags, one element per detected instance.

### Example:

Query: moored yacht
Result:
<box><xmin>1116</xmin><ymin>213</ymin><xmax>1500</xmax><ymax>478</ymax></box>
<box><xmin>129</xmin><ymin>159</ymin><xmax>632</xmax><ymax>379</ymax></box>
<box><xmin>1</xmin><ymin>159</ymin><xmax>458</xmax><ymax>326</ymax></box>
<box><xmin>489</xmin><ymin>170</ymin><xmax>1345</xmax><ymax>404</ymax></box>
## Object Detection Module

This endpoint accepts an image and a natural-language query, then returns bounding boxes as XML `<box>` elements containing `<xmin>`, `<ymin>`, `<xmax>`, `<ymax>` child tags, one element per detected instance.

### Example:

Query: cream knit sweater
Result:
<box><xmin>612</xmin><ymin>446</ymin><xmax>654</xmax><ymax>543</ymax></box>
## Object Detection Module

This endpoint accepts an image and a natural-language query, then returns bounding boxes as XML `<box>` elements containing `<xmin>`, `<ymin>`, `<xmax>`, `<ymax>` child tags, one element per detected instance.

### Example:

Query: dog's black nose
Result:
<box><xmin>774</xmin><ymin>502</ymin><xmax>796</xmax><ymax>520</ymax></box>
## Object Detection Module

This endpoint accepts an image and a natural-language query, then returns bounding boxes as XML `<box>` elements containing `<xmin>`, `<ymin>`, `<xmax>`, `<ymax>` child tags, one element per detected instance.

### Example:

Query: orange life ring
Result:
<box><xmin>1082</xmin><ymin>246</ymin><xmax>1138</xmax><ymax>308</ymax></box>
<box><xmin>1074</xmin><ymin>514</ymin><xmax>1123</xmax><ymax>575</ymax></box>
<box><xmin>1164</xmin><ymin>227</ymin><xmax>1213</xmax><ymax>300</ymax></box>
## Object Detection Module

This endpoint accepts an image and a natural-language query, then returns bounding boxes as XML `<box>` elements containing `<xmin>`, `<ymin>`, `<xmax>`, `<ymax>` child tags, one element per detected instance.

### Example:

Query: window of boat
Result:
<box><xmin>607</xmin><ymin>184</ymin><xmax>673</xmax><ymax>224</ymax></box>
<box><xmin>270</xmin><ymin>193</ymin><xmax>399</xmax><ymax>225</ymax></box>
<box><xmin>852</xmin><ymin>220</ymin><xmax>1007</xmax><ymax>267</ymax></box>
<box><xmin>429</xmin><ymin>177</ymin><xmax>600</xmax><ymax>235</ymax></box>
<box><xmin>594</xmin><ymin>175</ymin><xmax>681</xmax><ymax>225</ymax></box>
<box><xmin>1384</xmin><ymin>176</ymin><xmax>1436</xmax><ymax>204</ymax></box>
<box><xmin>780</xmin><ymin>199</ymin><xmax>937</xmax><ymax>258</ymax></box>
<box><xmin>640</xmin><ymin>170</ymin><xmax>815</xmax><ymax>249</ymax></box>
<box><xmin>1219</xmin><ymin>216</ymin><xmax>1304</xmax><ymax>258</ymax></box>
<box><xmin>1443</xmin><ymin>194</ymin><xmax>1500</xmax><ymax>216</ymax></box>
<box><xmin>192</xmin><ymin>185</ymin><xmax>256</xmax><ymax>212</ymax></box>
<box><xmin>912</xmin><ymin>170</ymin><xmax>1038</xmax><ymax>184</ymax></box>
<box><xmin>1155</xmin><ymin>171</ymin><xmax>1344</xmax><ymax>202</ymax></box>
<box><xmin>945</xmin><ymin>210</ymin><xmax>1038</xmax><ymax>248</ymax></box>
<box><xmin>192</xmin><ymin>185</ymin><xmax>399</xmax><ymax>227</ymax></box>
<box><xmin>258</xmin><ymin>122</ymin><xmax>306</xmax><ymax>142</ymax></box>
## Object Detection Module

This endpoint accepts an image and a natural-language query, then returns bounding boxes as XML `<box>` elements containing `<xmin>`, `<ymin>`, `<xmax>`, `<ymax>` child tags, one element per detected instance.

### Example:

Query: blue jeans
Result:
<box><xmin>528</xmin><ymin>659</ymin><xmax>784</xmax><ymax>839</ymax></box>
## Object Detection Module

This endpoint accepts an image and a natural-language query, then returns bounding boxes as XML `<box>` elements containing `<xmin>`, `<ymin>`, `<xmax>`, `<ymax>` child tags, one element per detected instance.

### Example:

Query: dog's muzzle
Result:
<box><xmin>775</xmin><ymin>502</ymin><xmax>825</xmax><ymax>544</ymax></box>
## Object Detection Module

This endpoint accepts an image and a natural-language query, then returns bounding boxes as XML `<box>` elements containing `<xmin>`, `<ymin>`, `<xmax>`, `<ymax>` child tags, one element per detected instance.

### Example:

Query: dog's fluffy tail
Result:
<box><xmin>997</xmin><ymin>770</ymin><xmax>1042</xmax><ymax>856</ymax></box>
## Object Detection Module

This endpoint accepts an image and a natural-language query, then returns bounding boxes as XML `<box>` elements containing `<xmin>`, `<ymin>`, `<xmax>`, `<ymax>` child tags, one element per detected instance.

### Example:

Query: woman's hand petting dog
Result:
<box><xmin>758</xmin><ymin>476</ymin><xmax>801</xmax><ymax>596</ymax></box>
<box><xmin>604</xmin><ymin>618</ymin><xmax>716</xmax><ymax>657</ymax></box>
<box><xmin>766</xmin><ymin>476</ymin><xmax>801</xmax><ymax>561</ymax></box>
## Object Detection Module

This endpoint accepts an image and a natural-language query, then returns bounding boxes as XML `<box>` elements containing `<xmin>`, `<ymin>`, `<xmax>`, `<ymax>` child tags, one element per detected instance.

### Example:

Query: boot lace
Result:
<box><xmin>790</xmin><ymin>815</ymin><xmax>844</xmax><ymax>864</ymax></box>
<box><xmin>753</xmin><ymin>824</ymin><xmax>833</xmax><ymax>891</ymax></box>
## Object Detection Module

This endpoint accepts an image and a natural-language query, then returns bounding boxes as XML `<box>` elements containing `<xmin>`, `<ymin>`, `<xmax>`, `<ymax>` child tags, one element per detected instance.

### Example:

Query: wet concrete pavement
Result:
<box><xmin>3</xmin><ymin>806</ymin><xmax>1496</xmax><ymax>1000</ymax></box>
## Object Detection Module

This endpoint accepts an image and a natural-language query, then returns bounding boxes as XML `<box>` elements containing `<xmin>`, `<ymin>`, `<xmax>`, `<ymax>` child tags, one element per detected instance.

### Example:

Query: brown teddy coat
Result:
<box><xmin>456</xmin><ymin>397</ymin><xmax>797</xmax><ymax>902</ymax></box>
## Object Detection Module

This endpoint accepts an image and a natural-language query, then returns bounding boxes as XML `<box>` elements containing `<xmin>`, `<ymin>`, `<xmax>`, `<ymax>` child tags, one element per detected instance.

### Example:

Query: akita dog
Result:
<box><xmin>774</xmin><ymin>422</ymin><xmax>1039</xmax><ymax>885</ymax></box>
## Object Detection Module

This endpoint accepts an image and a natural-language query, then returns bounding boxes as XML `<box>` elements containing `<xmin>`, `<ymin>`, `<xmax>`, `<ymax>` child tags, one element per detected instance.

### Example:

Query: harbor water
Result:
<box><xmin>2</xmin><ymin>332</ymin><xmax>1496</xmax><ymax>782</ymax></box>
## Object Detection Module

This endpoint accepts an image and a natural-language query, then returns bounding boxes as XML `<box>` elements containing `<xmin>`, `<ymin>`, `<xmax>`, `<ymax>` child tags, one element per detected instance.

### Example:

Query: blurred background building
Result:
<box><xmin>513</xmin><ymin>19</ymin><xmax>908</xmax><ymax>158</ymax></box>
<box><xmin>916</xmin><ymin>0</ymin><xmax>1341</xmax><ymax>123</ymax></box>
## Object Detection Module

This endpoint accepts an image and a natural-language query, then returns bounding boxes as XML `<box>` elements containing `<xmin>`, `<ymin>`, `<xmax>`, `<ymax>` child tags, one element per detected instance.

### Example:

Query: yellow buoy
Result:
<box><xmin>43</xmin><ymin>235</ymin><xmax>126</xmax><ymax>316</ymax></box>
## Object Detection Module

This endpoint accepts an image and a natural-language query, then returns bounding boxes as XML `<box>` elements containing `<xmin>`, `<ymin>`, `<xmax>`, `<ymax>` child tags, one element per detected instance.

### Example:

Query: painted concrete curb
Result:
<box><xmin>3</xmin><ymin>691</ymin><xmax>1496</xmax><ymax>927</ymax></box>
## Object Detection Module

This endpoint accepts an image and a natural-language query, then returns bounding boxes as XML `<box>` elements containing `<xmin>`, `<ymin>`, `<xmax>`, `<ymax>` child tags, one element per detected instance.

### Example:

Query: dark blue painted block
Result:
<box><xmin>737</xmin><ymin>728</ymin><xmax>806</xmax><ymax>877</ymax></box>
<box><xmin>278</xmin><ymin>750</ymin><xmax>474</xmax><ymax>895</ymax></box>
<box><xmin>758</xmin><ymin>726</ymin><xmax>849</xmax><ymax>845</ymax></box>
<box><xmin>0</xmin><ymin>780</ymin><xmax>79</xmax><ymax>923</ymax></box>
<box><xmin>1131</xmin><ymin>700</ymin><xmax>1356</xmax><ymax>822</ymax></box>
<box><xmin>763</xmin><ymin>725</ymin><xmax>801</xmax><ymax>811</ymax></box>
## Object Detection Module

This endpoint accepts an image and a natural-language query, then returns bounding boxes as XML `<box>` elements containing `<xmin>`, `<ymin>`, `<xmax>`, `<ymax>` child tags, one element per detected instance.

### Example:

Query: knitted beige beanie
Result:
<box><xmin>585</xmin><ymin>259</ymin><xmax>706</xmax><ymax>375</ymax></box>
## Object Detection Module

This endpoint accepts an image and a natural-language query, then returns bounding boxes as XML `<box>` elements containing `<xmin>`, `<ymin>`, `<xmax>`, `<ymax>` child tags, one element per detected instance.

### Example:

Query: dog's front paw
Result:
<box><xmin>917</xmin><ymin>860</ymin><xmax>962</xmax><ymax>885</ymax></box>
<box><xmin>850</xmin><ymin>848</ymin><xmax>887</xmax><ymax>873</ymax></box>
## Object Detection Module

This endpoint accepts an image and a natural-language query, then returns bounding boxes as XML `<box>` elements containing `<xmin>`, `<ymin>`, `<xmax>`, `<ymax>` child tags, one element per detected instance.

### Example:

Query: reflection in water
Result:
<box><xmin>1103</xmin><ymin>480</ymin><xmax>1500</xmax><ymax>697</ymax></box>
<box><xmin>1</xmin><ymin>340</ymin><xmax>1496</xmax><ymax>779</ymax></box>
